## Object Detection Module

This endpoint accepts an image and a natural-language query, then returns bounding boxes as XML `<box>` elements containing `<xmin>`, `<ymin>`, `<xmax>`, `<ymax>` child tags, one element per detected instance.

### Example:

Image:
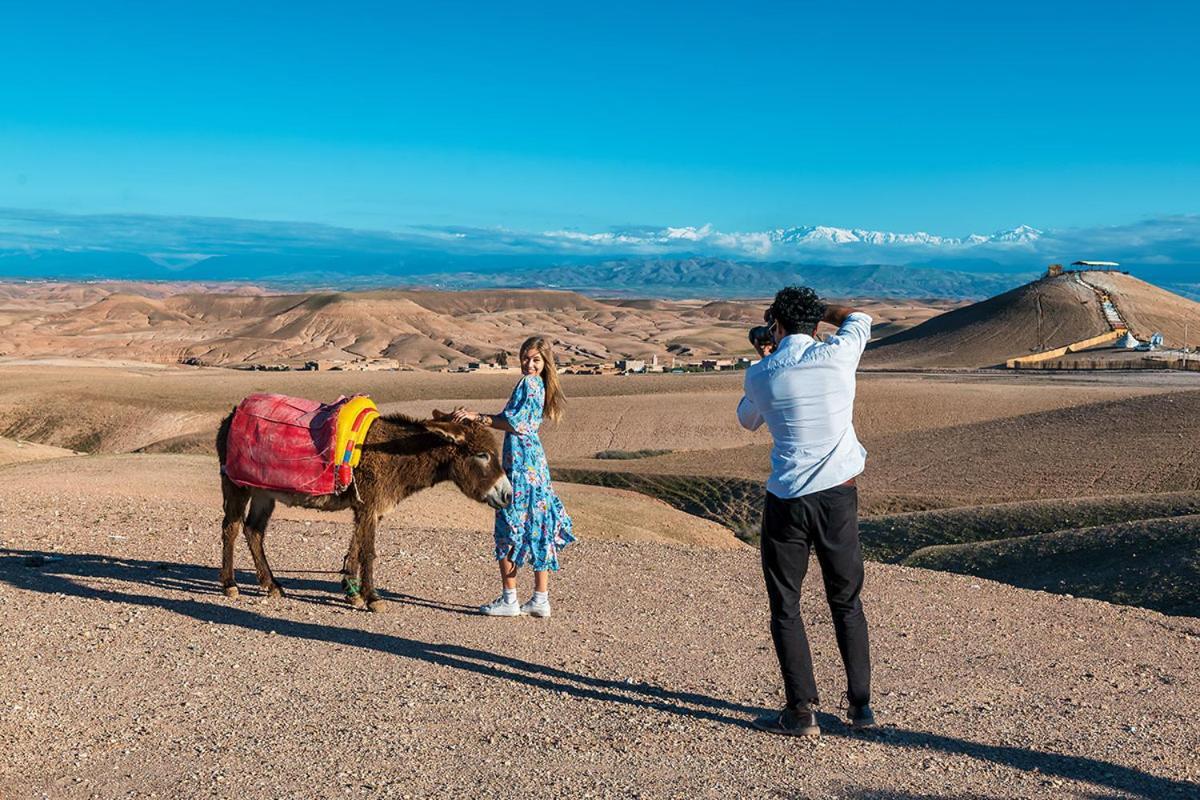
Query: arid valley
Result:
<box><xmin>8</xmin><ymin>4</ymin><xmax>1200</xmax><ymax>796</ymax></box>
<box><xmin>1</xmin><ymin>275</ymin><xmax>1199</xmax><ymax>799</ymax></box>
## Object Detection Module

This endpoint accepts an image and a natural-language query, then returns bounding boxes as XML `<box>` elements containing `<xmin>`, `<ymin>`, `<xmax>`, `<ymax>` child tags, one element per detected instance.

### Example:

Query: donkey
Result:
<box><xmin>215</xmin><ymin>409</ymin><xmax>512</xmax><ymax>611</ymax></box>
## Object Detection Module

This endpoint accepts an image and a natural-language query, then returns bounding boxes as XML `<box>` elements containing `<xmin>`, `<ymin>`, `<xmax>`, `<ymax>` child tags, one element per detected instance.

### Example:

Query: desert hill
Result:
<box><xmin>0</xmin><ymin>281</ymin><xmax>953</xmax><ymax>368</ymax></box>
<box><xmin>864</xmin><ymin>271</ymin><xmax>1200</xmax><ymax>369</ymax></box>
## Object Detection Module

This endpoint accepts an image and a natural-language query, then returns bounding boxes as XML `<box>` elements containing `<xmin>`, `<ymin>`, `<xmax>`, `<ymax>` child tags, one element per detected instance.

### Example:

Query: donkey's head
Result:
<box><xmin>425</xmin><ymin>412</ymin><xmax>512</xmax><ymax>509</ymax></box>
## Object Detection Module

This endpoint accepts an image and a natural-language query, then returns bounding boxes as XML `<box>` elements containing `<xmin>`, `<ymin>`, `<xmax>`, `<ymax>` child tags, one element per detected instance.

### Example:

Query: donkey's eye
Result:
<box><xmin>474</xmin><ymin>452</ymin><xmax>490</xmax><ymax>461</ymax></box>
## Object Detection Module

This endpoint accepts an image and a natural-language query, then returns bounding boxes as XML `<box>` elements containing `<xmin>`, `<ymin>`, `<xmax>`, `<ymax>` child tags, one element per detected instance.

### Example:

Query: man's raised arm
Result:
<box><xmin>819</xmin><ymin>304</ymin><xmax>860</xmax><ymax>330</ymax></box>
<box><xmin>818</xmin><ymin>304</ymin><xmax>872</xmax><ymax>355</ymax></box>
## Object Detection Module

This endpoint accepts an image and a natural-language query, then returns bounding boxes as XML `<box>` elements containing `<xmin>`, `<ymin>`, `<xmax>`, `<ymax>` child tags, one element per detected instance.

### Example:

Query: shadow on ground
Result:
<box><xmin>2</xmin><ymin>548</ymin><xmax>1196</xmax><ymax>800</ymax></box>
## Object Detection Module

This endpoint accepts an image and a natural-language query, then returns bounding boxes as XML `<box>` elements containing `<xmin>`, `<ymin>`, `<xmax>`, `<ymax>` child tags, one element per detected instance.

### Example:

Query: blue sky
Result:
<box><xmin>2</xmin><ymin>0</ymin><xmax>1197</xmax><ymax>235</ymax></box>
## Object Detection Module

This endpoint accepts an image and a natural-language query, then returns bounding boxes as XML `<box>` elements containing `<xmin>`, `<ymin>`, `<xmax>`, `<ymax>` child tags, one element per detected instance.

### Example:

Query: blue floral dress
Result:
<box><xmin>494</xmin><ymin>375</ymin><xmax>575</xmax><ymax>570</ymax></box>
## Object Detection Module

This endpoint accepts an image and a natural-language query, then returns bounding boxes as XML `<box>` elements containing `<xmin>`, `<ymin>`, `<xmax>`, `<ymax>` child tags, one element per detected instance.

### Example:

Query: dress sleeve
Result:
<box><xmin>499</xmin><ymin>376</ymin><xmax>541</xmax><ymax>435</ymax></box>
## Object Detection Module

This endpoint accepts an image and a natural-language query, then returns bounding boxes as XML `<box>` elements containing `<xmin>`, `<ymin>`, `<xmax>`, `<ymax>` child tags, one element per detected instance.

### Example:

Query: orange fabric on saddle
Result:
<box><xmin>224</xmin><ymin>393</ymin><xmax>350</xmax><ymax>495</ymax></box>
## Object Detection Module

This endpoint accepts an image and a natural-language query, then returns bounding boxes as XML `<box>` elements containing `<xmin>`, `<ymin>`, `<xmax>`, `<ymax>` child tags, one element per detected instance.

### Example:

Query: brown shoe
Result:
<box><xmin>752</xmin><ymin>704</ymin><xmax>820</xmax><ymax>737</ymax></box>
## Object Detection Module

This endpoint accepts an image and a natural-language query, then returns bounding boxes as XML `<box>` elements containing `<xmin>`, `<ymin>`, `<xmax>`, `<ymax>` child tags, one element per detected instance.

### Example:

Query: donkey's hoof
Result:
<box><xmin>367</xmin><ymin>599</ymin><xmax>390</xmax><ymax>614</ymax></box>
<box><xmin>347</xmin><ymin>594</ymin><xmax>367</xmax><ymax>610</ymax></box>
<box><xmin>223</xmin><ymin>585</ymin><xmax>240</xmax><ymax>599</ymax></box>
<box><xmin>266</xmin><ymin>585</ymin><xmax>285</xmax><ymax>599</ymax></box>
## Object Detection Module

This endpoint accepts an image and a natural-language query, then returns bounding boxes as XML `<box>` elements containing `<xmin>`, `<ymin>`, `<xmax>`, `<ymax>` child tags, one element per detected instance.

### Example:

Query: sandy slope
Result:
<box><xmin>555</xmin><ymin>373</ymin><xmax>1197</xmax><ymax>493</ymax></box>
<box><xmin>0</xmin><ymin>456</ymin><xmax>1197</xmax><ymax>799</ymax></box>
<box><xmin>1087</xmin><ymin>271</ymin><xmax>1200</xmax><ymax>346</ymax></box>
<box><xmin>0</xmin><ymin>437</ymin><xmax>78</xmax><ymax>465</ymax></box>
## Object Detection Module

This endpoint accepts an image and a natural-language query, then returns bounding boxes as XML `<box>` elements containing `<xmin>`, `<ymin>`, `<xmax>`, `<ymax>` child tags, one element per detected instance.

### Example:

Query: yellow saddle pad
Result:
<box><xmin>334</xmin><ymin>396</ymin><xmax>380</xmax><ymax>471</ymax></box>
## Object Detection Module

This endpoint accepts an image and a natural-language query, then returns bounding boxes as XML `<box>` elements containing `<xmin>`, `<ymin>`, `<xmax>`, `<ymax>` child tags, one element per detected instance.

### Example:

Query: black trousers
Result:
<box><xmin>761</xmin><ymin>484</ymin><xmax>871</xmax><ymax>709</ymax></box>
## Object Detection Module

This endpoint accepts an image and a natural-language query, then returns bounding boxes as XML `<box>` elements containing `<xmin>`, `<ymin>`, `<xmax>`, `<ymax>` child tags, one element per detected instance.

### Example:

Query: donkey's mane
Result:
<box><xmin>379</xmin><ymin>412</ymin><xmax>427</xmax><ymax>427</ymax></box>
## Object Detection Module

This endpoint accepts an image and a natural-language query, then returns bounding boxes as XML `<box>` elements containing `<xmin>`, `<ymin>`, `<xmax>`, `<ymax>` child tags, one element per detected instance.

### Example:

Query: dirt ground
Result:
<box><xmin>3</xmin><ymin>361</ymin><xmax>1200</xmax><ymax>798</ymax></box>
<box><xmin>2</xmin><ymin>455</ymin><xmax>1198</xmax><ymax>800</ymax></box>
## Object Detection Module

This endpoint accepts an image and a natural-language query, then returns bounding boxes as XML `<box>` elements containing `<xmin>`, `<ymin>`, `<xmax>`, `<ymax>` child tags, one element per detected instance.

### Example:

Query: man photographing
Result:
<box><xmin>737</xmin><ymin>286</ymin><xmax>875</xmax><ymax>737</ymax></box>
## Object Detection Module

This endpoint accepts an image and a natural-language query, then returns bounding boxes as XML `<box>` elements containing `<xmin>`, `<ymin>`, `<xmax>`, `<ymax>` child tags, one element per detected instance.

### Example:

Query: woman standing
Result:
<box><xmin>452</xmin><ymin>336</ymin><xmax>575</xmax><ymax>617</ymax></box>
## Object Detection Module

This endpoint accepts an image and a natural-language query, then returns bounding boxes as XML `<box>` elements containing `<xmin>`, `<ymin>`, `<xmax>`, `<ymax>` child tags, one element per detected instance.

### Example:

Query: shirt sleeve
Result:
<box><xmin>826</xmin><ymin>312</ymin><xmax>873</xmax><ymax>357</ymax></box>
<box><xmin>499</xmin><ymin>376</ymin><xmax>540</xmax><ymax>435</ymax></box>
<box><xmin>737</xmin><ymin>386</ymin><xmax>764</xmax><ymax>431</ymax></box>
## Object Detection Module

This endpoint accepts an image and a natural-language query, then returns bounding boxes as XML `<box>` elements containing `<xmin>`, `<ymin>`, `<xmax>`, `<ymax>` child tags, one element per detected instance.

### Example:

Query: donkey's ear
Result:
<box><xmin>431</xmin><ymin>409</ymin><xmax>451</xmax><ymax>421</ymax></box>
<box><xmin>424</xmin><ymin>419</ymin><xmax>467</xmax><ymax>445</ymax></box>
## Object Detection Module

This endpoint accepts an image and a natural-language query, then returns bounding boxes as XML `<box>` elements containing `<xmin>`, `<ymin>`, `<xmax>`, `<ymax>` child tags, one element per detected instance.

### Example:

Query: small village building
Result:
<box><xmin>615</xmin><ymin>359</ymin><xmax>646</xmax><ymax>374</ymax></box>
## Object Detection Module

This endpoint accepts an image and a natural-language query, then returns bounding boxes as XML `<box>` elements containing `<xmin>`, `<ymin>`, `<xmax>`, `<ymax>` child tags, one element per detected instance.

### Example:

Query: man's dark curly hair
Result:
<box><xmin>768</xmin><ymin>286</ymin><xmax>826</xmax><ymax>335</ymax></box>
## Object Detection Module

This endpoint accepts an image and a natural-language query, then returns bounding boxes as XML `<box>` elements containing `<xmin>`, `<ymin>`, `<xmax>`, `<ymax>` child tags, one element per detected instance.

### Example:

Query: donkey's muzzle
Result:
<box><xmin>486</xmin><ymin>475</ymin><xmax>513</xmax><ymax>509</ymax></box>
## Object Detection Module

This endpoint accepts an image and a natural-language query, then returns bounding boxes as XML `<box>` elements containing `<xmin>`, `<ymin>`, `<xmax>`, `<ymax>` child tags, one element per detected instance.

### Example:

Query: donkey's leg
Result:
<box><xmin>220</xmin><ymin>478</ymin><xmax>251</xmax><ymax>597</ymax></box>
<box><xmin>340</xmin><ymin>520</ymin><xmax>366</xmax><ymax>610</ymax></box>
<box><xmin>361</xmin><ymin>513</ymin><xmax>387</xmax><ymax>613</ymax></box>
<box><xmin>243</xmin><ymin>495</ymin><xmax>284</xmax><ymax>598</ymax></box>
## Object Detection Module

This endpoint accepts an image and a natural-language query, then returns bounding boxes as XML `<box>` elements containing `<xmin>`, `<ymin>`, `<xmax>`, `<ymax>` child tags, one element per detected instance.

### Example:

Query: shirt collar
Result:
<box><xmin>776</xmin><ymin>332</ymin><xmax>814</xmax><ymax>349</ymax></box>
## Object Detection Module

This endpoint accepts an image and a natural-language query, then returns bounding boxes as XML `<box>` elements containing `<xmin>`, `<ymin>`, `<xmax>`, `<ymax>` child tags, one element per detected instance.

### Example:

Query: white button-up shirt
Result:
<box><xmin>737</xmin><ymin>312</ymin><xmax>872</xmax><ymax>499</ymax></box>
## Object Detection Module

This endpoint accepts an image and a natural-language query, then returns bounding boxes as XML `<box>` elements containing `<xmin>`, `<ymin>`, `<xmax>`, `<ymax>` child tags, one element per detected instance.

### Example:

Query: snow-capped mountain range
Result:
<box><xmin>541</xmin><ymin>222</ymin><xmax>1044</xmax><ymax>256</ymax></box>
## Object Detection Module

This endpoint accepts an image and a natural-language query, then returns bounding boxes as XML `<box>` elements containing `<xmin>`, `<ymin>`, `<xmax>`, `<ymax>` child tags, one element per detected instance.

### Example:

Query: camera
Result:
<box><xmin>748</xmin><ymin>325</ymin><xmax>774</xmax><ymax>351</ymax></box>
<box><xmin>748</xmin><ymin>307</ymin><xmax>776</xmax><ymax>353</ymax></box>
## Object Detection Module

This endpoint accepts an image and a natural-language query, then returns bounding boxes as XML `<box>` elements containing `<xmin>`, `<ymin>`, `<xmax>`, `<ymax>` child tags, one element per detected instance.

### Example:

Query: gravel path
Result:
<box><xmin>1</xmin><ymin>468</ymin><xmax>1198</xmax><ymax>799</ymax></box>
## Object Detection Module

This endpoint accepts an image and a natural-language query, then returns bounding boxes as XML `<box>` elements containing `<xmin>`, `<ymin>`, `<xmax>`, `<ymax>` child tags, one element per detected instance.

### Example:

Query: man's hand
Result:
<box><xmin>814</xmin><ymin>304</ymin><xmax>860</xmax><ymax>335</ymax></box>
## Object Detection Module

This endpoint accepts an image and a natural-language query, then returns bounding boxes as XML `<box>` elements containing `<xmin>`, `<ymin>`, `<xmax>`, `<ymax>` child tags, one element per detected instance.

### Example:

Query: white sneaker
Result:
<box><xmin>520</xmin><ymin>596</ymin><xmax>552</xmax><ymax>618</ymax></box>
<box><xmin>480</xmin><ymin>596</ymin><xmax>520</xmax><ymax>617</ymax></box>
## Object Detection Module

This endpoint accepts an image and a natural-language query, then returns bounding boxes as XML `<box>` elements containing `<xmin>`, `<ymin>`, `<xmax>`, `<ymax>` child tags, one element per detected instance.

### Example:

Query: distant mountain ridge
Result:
<box><xmin>552</xmin><ymin>223</ymin><xmax>1046</xmax><ymax>252</ymax></box>
<box><xmin>423</xmin><ymin>259</ymin><xmax>1037</xmax><ymax>299</ymax></box>
<box><xmin>1</xmin><ymin>207</ymin><xmax>1196</xmax><ymax>300</ymax></box>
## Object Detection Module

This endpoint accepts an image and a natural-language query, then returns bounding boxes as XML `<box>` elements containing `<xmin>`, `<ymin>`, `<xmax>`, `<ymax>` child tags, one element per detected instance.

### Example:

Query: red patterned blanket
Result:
<box><xmin>223</xmin><ymin>393</ymin><xmax>347</xmax><ymax>495</ymax></box>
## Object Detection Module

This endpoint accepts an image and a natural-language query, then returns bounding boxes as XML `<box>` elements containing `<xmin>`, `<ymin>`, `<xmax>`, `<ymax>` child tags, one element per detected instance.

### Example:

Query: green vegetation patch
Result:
<box><xmin>859</xmin><ymin>493</ymin><xmax>1200</xmax><ymax>563</ymax></box>
<box><xmin>553</xmin><ymin>468</ymin><xmax>763</xmax><ymax>541</ymax></box>
<box><xmin>904</xmin><ymin>515</ymin><xmax>1200</xmax><ymax>618</ymax></box>
<box><xmin>593</xmin><ymin>449</ymin><xmax>674</xmax><ymax>460</ymax></box>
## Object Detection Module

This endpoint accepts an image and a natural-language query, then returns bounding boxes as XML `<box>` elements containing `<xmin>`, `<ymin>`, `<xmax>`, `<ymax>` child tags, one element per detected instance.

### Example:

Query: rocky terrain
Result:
<box><xmin>1</xmin><ymin>454</ymin><xmax>1198</xmax><ymax>799</ymax></box>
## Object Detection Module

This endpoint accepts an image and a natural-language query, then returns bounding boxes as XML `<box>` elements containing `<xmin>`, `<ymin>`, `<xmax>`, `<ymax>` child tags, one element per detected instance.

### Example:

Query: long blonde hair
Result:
<box><xmin>520</xmin><ymin>336</ymin><xmax>565</xmax><ymax>423</ymax></box>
